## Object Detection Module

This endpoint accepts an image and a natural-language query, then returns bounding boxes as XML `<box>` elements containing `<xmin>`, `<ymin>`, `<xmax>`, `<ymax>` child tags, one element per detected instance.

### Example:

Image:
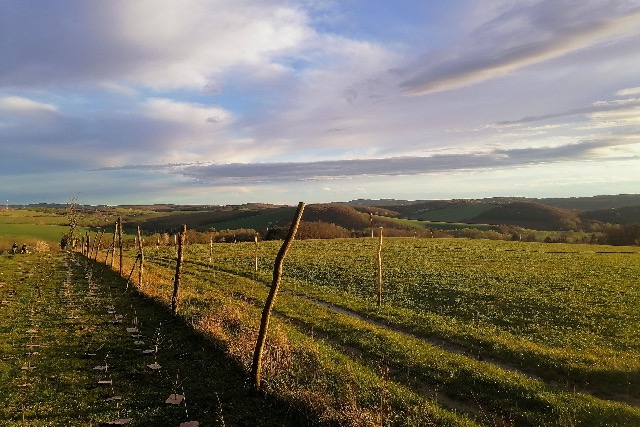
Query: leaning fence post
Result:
<box><xmin>251</xmin><ymin>202</ymin><xmax>305</xmax><ymax>390</ymax></box>
<box><xmin>171</xmin><ymin>224</ymin><xmax>187</xmax><ymax>317</ymax></box>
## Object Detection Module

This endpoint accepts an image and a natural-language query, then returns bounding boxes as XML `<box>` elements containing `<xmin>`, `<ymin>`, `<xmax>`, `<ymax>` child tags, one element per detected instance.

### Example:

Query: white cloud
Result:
<box><xmin>1</xmin><ymin>0</ymin><xmax>313</xmax><ymax>89</ymax></box>
<box><xmin>400</xmin><ymin>2</ymin><xmax>640</xmax><ymax>95</ymax></box>
<box><xmin>616</xmin><ymin>86</ymin><xmax>640</xmax><ymax>97</ymax></box>
<box><xmin>0</xmin><ymin>96</ymin><xmax>57</xmax><ymax>113</ymax></box>
<box><xmin>143</xmin><ymin>98</ymin><xmax>232</xmax><ymax>125</ymax></box>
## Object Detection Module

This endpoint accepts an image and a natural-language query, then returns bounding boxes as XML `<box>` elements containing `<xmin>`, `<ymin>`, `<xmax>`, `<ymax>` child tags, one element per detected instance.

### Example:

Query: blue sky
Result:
<box><xmin>1</xmin><ymin>0</ymin><xmax>640</xmax><ymax>205</ymax></box>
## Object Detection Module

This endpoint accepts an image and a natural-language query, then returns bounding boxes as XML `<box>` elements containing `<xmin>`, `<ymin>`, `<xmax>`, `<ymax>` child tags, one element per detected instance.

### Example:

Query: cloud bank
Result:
<box><xmin>1</xmin><ymin>0</ymin><xmax>640</xmax><ymax>203</ymax></box>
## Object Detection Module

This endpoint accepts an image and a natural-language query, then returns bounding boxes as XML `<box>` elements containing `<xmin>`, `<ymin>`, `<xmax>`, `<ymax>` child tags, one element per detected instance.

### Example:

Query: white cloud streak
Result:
<box><xmin>399</xmin><ymin>1</ymin><xmax>640</xmax><ymax>95</ymax></box>
<box><xmin>95</xmin><ymin>135</ymin><xmax>639</xmax><ymax>185</ymax></box>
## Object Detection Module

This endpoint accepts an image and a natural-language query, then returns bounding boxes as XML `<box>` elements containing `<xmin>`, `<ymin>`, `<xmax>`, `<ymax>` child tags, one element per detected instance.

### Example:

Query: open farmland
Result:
<box><xmin>0</xmin><ymin>209</ymin><xmax>89</xmax><ymax>252</ymax></box>
<box><xmin>2</xmin><ymin>222</ymin><xmax>639</xmax><ymax>425</ymax></box>
<box><xmin>138</xmin><ymin>237</ymin><xmax>639</xmax><ymax>426</ymax></box>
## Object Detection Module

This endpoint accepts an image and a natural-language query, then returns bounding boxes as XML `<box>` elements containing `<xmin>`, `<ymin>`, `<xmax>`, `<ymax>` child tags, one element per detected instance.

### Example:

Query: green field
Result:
<box><xmin>138</xmin><ymin>237</ymin><xmax>640</xmax><ymax>426</ymax></box>
<box><xmin>0</xmin><ymin>210</ymin><xmax>67</xmax><ymax>225</ymax></box>
<box><xmin>0</xmin><ymin>209</ymin><xmax>92</xmax><ymax>252</ymax></box>
<box><xmin>381</xmin><ymin>216</ymin><xmax>495</xmax><ymax>231</ymax></box>
<box><xmin>405</xmin><ymin>204</ymin><xmax>496</xmax><ymax>221</ymax></box>
<box><xmin>212</xmin><ymin>206</ymin><xmax>296</xmax><ymax>231</ymax></box>
<box><xmin>2</xmin><ymin>209</ymin><xmax>639</xmax><ymax>425</ymax></box>
<box><xmin>0</xmin><ymin>253</ymin><xmax>315</xmax><ymax>426</ymax></box>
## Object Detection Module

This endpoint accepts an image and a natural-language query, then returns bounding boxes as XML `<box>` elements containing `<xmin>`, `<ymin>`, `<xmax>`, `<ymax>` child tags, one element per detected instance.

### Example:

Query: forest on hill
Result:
<box><xmin>18</xmin><ymin>193</ymin><xmax>640</xmax><ymax>246</ymax></box>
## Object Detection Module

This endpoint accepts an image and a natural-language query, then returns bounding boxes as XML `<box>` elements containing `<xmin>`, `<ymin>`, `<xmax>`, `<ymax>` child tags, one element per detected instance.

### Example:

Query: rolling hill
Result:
<box><xmin>19</xmin><ymin>194</ymin><xmax>640</xmax><ymax>236</ymax></box>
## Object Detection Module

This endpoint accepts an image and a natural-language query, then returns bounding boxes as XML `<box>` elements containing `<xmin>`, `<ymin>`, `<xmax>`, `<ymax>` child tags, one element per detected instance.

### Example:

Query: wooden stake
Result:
<box><xmin>137</xmin><ymin>226</ymin><xmax>144</xmax><ymax>288</ymax></box>
<box><xmin>254</xmin><ymin>233</ymin><xmax>259</xmax><ymax>273</ymax></box>
<box><xmin>251</xmin><ymin>202</ymin><xmax>305</xmax><ymax>390</ymax></box>
<box><xmin>118</xmin><ymin>217</ymin><xmax>123</xmax><ymax>276</ymax></box>
<box><xmin>172</xmin><ymin>225</ymin><xmax>187</xmax><ymax>317</ymax></box>
<box><xmin>377</xmin><ymin>227</ymin><xmax>383</xmax><ymax>307</ymax></box>
<box><xmin>109</xmin><ymin>220</ymin><xmax>118</xmax><ymax>267</ymax></box>
<box><xmin>209</xmin><ymin>236</ymin><xmax>213</xmax><ymax>264</ymax></box>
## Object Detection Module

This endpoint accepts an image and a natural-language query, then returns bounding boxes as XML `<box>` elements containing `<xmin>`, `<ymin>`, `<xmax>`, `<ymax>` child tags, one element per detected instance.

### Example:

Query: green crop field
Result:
<box><xmin>406</xmin><ymin>204</ymin><xmax>496</xmax><ymax>222</ymax></box>
<box><xmin>2</xmin><ymin>211</ymin><xmax>639</xmax><ymax>426</ymax></box>
<box><xmin>0</xmin><ymin>209</ymin><xmax>92</xmax><ymax>252</ymax></box>
<box><xmin>0</xmin><ymin>210</ymin><xmax>67</xmax><ymax>225</ymax></box>
<box><xmin>212</xmin><ymin>206</ymin><xmax>295</xmax><ymax>231</ymax></box>
<box><xmin>380</xmin><ymin>216</ymin><xmax>494</xmax><ymax>231</ymax></box>
<box><xmin>147</xmin><ymin>237</ymin><xmax>639</xmax><ymax>426</ymax></box>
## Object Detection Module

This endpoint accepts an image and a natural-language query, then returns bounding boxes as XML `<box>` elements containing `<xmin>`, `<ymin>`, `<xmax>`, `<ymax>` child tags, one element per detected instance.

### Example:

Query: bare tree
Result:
<box><xmin>61</xmin><ymin>197</ymin><xmax>82</xmax><ymax>251</ymax></box>
<box><xmin>93</xmin><ymin>230</ymin><xmax>104</xmax><ymax>261</ymax></box>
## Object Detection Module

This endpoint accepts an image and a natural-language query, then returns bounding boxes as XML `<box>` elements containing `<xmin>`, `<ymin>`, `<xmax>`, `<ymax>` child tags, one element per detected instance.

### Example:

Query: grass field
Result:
<box><xmin>145</xmin><ymin>237</ymin><xmax>639</xmax><ymax>426</ymax></box>
<box><xmin>404</xmin><ymin>204</ymin><xmax>496</xmax><ymax>222</ymax></box>
<box><xmin>212</xmin><ymin>206</ymin><xmax>296</xmax><ymax>231</ymax></box>
<box><xmin>380</xmin><ymin>217</ymin><xmax>495</xmax><ymax>231</ymax></box>
<box><xmin>0</xmin><ymin>252</ymin><xmax>316</xmax><ymax>426</ymax></box>
<box><xmin>2</xmin><ymin>210</ymin><xmax>639</xmax><ymax>425</ymax></box>
<box><xmin>0</xmin><ymin>209</ymin><xmax>94</xmax><ymax>252</ymax></box>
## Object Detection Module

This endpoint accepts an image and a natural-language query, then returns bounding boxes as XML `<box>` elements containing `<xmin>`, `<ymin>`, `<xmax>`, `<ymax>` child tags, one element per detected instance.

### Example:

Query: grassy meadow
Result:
<box><xmin>134</xmin><ymin>236</ymin><xmax>639</xmax><ymax>426</ymax></box>
<box><xmin>1</xmin><ymin>208</ymin><xmax>639</xmax><ymax>426</ymax></box>
<box><xmin>0</xmin><ymin>209</ymin><xmax>69</xmax><ymax>252</ymax></box>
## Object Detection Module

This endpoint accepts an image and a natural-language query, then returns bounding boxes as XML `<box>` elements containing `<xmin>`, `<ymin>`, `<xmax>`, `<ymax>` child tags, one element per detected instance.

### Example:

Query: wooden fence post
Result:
<box><xmin>251</xmin><ymin>202</ymin><xmax>305</xmax><ymax>390</ymax></box>
<box><xmin>254</xmin><ymin>233</ymin><xmax>259</xmax><ymax>273</ymax></box>
<box><xmin>171</xmin><ymin>224</ymin><xmax>187</xmax><ymax>317</ymax></box>
<box><xmin>209</xmin><ymin>235</ymin><xmax>213</xmax><ymax>264</ymax></box>
<box><xmin>108</xmin><ymin>221</ymin><xmax>117</xmax><ymax>266</ymax></box>
<box><xmin>137</xmin><ymin>226</ymin><xmax>144</xmax><ymax>288</ymax></box>
<box><xmin>118</xmin><ymin>217</ymin><xmax>123</xmax><ymax>276</ymax></box>
<box><xmin>377</xmin><ymin>227</ymin><xmax>383</xmax><ymax>307</ymax></box>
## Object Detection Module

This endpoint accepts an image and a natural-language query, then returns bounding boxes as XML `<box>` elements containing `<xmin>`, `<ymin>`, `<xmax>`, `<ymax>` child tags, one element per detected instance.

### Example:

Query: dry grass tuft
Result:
<box><xmin>34</xmin><ymin>241</ymin><xmax>51</xmax><ymax>253</ymax></box>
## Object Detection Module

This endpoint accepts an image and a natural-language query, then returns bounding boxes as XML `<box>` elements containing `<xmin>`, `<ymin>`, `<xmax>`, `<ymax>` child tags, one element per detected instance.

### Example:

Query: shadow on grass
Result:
<box><xmin>87</xmin><ymin>258</ymin><xmax>317</xmax><ymax>427</ymax></box>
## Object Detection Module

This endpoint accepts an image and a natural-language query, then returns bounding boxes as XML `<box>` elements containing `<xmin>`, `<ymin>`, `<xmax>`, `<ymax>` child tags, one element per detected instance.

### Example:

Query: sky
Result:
<box><xmin>1</xmin><ymin>0</ymin><xmax>640</xmax><ymax>206</ymax></box>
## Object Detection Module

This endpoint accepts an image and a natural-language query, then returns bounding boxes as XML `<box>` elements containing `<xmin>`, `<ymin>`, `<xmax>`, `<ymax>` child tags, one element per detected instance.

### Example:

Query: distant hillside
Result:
<box><xmin>347</xmin><ymin>194</ymin><xmax>640</xmax><ymax>212</ymax></box>
<box><xmin>30</xmin><ymin>194</ymin><xmax>637</xmax><ymax>236</ymax></box>
<box><xmin>346</xmin><ymin>194</ymin><xmax>640</xmax><ymax>231</ymax></box>
<box><xmin>471</xmin><ymin>201</ymin><xmax>582</xmax><ymax>230</ymax></box>
<box><xmin>580</xmin><ymin>206</ymin><xmax>640</xmax><ymax>225</ymax></box>
<box><xmin>132</xmin><ymin>206</ymin><xmax>291</xmax><ymax>232</ymax></box>
<box><xmin>288</xmin><ymin>204</ymin><xmax>403</xmax><ymax>231</ymax></box>
<box><xmin>538</xmin><ymin>194</ymin><xmax>640</xmax><ymax>210</ymax></box>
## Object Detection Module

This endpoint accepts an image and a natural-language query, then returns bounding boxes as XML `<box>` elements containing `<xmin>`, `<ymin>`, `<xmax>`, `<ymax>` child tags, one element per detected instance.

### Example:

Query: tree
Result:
<box><xmin>61</xmin><ymin>197</ymin><xmax>82</xmax><ymax>251</ymax></box>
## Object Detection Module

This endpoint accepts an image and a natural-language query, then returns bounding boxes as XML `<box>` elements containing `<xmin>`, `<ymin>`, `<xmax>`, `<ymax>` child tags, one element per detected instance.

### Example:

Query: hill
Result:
<box><xmin>16</xmin><ymin>194</ymin><xmax>640</xmax><ymax>237</ymax></box>
<box><xmin>470</xmin><ymin>201</ymin><xmax>582</xmax><ymax>230</ymax></box>
<box><xmin>347</xmin><ymin>195</ymin><xmax>640</xmax><ymax>231</ymax></box>
<box><xmin>580</xmin><ymin>205</ymin><xmax>640</xmax><ymax>225</ymax></box>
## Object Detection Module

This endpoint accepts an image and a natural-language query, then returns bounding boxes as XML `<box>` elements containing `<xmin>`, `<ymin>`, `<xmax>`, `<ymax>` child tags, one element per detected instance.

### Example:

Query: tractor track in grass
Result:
<box><xmin>166</xmin><ymin>257</ymin><xmax>640</xmax><ymax>413</ymax></box>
